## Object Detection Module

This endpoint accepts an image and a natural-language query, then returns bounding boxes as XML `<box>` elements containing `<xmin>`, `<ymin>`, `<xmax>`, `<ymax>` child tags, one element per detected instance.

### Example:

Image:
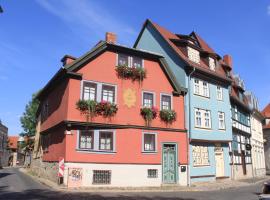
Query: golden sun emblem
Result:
<box><xmin>123</xmin><ymin>88</ymin><xmax>136</xmax><ymax>108</ymax></box>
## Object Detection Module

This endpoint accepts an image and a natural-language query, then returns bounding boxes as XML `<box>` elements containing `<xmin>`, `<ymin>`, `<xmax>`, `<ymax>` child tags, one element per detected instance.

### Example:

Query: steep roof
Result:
<box><xmin>8</xmin><ymin>136</ymin><xmax>18</xmax><ymax>149</ymax></box>
<box><xmin>134</xmin><ymin>19</ymin><xmax>231</xmax><ymax>84</ymax></box>
<box><xmin>262</xmin><ymin>104</ymin><xmax>270</xmax><ymax>118</ymax></box>
<box><xmin>37</xmin><ymin>40</ymin><xmax>187</xmax><ymax>102</ymax></box>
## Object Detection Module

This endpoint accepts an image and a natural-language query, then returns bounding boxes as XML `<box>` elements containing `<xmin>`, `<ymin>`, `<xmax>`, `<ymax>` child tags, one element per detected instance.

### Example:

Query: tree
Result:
<box><xmin>20</xmin><ymin>93</ymin><xmax>39</xmax><ymax>137</ymax></box>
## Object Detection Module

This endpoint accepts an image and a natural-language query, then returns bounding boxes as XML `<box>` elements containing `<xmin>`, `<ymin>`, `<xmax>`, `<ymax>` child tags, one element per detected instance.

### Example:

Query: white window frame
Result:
<box><xmin>193</xmin><ymin>78</ymin><xmax>210</xmax><ymax>98</ymax></box>
<box><xmin>116</xmin><ymin>53</ymin><xmax>144</xmax><ymax>68</ymax></box>
<box><xmin>160</xmin><ymin>93</ymin><xmax>173</xmax><ymax>110</ymax></box>
<box><xmin>187</xmin><ymin>46</ymin><xmax>200</xmax><ymax>64</ymax></box>
<box><xmin>142</xmin><ymin>91</ymin><xmax>156</xmax><ymax>108</ymax></box>
<box><xmin>194</xmin><ymin>108</ymin><xmax>212</xmax><ymax>129</ymax></box>
<box><xmin>218</xmin><ymin>112</ymin><xmax>226</xmax><ymax>130</ymax></box>
<box><xmin>192</xmin><ymin>145</ymin><xmax>210</xmax><ymax>166</ymax></box>
<box><xmin>216</xmin><ymin>86</ymin><xmax>223</xmax><ymax>101</ymax></box>
<box><xmin>77</xmin><ymin>129</ymin><xmax>116</xmax><ymax>153</ymax></box>
<box><xmin>209</xmin><ymin>57</ymin><xmax>216</xmax><ymax>71</ymax></box>
<box><xmin>142</xmin><ymin>132</ymin><xmax>158</xmax><ymax>153</ymax></box>
<box><xmin>81</xmin><ymin>80</ymin><xmax>117</xmax><ymax>104</ymax></box>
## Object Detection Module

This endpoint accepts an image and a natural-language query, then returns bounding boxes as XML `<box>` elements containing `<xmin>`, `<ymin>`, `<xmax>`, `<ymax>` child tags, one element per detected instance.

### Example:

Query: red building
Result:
<box><xmin>36</xmin><ymin>33</ymin><xmax>187</xmax><ymax>187</ymax></box>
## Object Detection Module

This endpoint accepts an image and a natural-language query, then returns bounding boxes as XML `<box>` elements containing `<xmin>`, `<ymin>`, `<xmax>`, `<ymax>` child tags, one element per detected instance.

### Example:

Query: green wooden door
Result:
<box><xmin>162</xmin><ymin>144</ymin><xmax>177</xmax><ymax>184</ymax></box>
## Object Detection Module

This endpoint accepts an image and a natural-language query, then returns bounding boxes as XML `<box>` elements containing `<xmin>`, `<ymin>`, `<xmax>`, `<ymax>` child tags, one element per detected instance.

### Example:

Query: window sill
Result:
<box><xmin>193</xmin><ymin>164</ymin><xmax>210</xmax><ymax>168</ymax></box>
<box><xmin>194</xmin><ymin>94</ymin><xmax>210</xmax><ymax>99</ymax></box>
<box><xmin>76</xmin><ymin>149</ymin><xmax>116</xmax><ymax>154</ymax></box>
<box><xmin>218</xmin><ymin>128</ymin><xmax>226</xmax><ymax>131</ymax></box>
<box><xmin>194</xmin><ymin>127</ymin><xmax>212</xmax><ymax>130</ymax></box>
<box><xmin>142</xmin><ymin>151</ymin><xmax>158</xmax><ymax>154</ymax></box>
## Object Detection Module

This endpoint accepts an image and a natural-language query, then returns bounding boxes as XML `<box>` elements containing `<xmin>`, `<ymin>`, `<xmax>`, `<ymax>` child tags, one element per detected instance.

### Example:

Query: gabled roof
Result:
<box><xmin>134</xmin><ymin>19</ymin><xmax>231</xmax><ymax>84</ymax></box>
<box><xmin>262</xmin><ymin>104</ymin><xmax>270</xmax><ymax>118</ymax></box>
<box><xmin>37</xmin><ymin>40</ymin><xmax>187</xmax><ymax>102</ymax></box>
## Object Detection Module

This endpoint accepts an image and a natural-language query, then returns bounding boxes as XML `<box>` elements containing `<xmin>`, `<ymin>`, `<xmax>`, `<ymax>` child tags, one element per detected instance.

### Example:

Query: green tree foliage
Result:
<box><xmin>20</xmin><ymin>93</ymin><xmax>39</xmax><ymax>137</ymax></box>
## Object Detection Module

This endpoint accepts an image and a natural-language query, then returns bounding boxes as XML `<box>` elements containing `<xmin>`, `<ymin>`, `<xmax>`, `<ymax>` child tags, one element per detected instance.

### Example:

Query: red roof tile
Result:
<box><xmin>262</xmin><ymin>104</ymin><xmax>270</xmax><ymax>118</ymax></box>
<box><xmin>8</xmin><ymin>136</ymin><xmax>18</xmax><ymax>149</ymax></box>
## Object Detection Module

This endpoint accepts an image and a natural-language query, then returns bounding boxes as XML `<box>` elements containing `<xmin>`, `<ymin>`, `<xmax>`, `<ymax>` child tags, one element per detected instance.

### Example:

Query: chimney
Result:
<box><xmin>61</xmin><ymin>55</ymin><xmax>76</xmax><ymax>66</ymax></box>
<box><xmin>105</xmin><ymin>32</ymin><xmax>117</xmax><ymax>44</ymax></box>
<box><xmin>223</xmin><ymin>54</ymin><xmax>233</xmax><ymax>69</ymax></box>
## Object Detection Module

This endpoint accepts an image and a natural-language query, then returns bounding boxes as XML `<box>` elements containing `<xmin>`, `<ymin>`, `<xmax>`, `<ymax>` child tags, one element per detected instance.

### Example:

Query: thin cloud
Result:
<box><xmin>35</xmin><ymin>0</ymin><xmax>136</xmax><ymax>44</ymax></box>
<box><xmin>0</xmin><ymin>75</ymin><xmax>8</xmax><ymax>81</ymax></box>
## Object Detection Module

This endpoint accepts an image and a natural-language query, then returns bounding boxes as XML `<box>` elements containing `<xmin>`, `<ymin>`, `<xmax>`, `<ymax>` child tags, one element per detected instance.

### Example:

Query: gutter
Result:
<box><xmin>187</xmin><ymin>66</ymin><xmax>195</xmax><ymax>186</ymax></box>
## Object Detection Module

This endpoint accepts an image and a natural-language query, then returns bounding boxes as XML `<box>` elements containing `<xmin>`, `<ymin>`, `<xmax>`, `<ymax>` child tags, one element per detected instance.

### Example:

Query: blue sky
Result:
<box><xmin>0</xmin><ymin>0</ymin><xmax>269</xmax><ymax>135</ymax></box>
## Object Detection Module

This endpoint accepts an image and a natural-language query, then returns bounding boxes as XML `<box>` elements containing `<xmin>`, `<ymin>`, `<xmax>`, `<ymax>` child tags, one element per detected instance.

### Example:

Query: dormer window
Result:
<box><xmin>187</xmin><ymin>47</ymin><xmax>200</xmax><ymax>64</ymax></box>
<box><xmin>208</xmin><ymin>57</ymin><xmax>215</xmax><ymax>71</ymax></box>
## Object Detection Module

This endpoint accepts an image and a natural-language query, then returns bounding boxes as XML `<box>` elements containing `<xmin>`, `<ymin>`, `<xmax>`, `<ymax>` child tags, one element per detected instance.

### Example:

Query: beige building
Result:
<box><xmin>246</xmin><ymin>92</ymin><xmax>266</xmax><ymax>177</ymax></box>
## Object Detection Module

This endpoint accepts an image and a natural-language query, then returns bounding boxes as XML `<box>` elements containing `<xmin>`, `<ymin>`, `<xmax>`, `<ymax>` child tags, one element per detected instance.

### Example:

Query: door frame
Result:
<box><xmin>162</xmin><ymin>142</ymin><xmax>178</xmax><ymax>184</ymax></box>
<box><xmin>214</xmin><ymin>145</ymin><xmax>225</xmax><ymax>177</ymax></box>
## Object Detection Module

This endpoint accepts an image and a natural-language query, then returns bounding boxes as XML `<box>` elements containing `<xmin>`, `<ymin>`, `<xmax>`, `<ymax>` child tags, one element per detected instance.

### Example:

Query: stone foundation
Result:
<box><xmin>30</xmin><ymin>158</ymin><xmax>59</xmax><ymax>183</ymax></box>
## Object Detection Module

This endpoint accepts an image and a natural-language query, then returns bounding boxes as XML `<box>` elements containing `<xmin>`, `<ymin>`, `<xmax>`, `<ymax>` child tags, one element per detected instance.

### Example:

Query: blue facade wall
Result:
<box><xmin>135</xmin><ymin>23</ymin><xmax>233</xmax><ymax>183</ymax></box>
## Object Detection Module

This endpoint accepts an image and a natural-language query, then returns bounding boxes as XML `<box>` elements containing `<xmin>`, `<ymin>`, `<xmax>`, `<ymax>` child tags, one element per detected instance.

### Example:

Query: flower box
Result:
<box><xmin>140</xmin><ymin>106</ymin><xmax>158</xmax><ymax>126</ymax></box>
<box><xmin>159</xmin><ymin>110</ymin><xmax>177</xmax><ymax>124</ymax></box>
<box><xmin>115</xmin><ymin>65</ymin><xmax>146</xmax><ymax>81</ymax></box>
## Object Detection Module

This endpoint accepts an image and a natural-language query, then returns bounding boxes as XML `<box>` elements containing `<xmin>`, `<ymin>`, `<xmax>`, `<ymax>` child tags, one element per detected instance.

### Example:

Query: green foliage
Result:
<box><xmin>76</xmin><ymin>100</ymin><xmax>118</xmax><ymax>120</ymax></box>
<box><xmin>115</xmin><ymin>66</ymin><xmax>146</xmax><ymax>81</ymax></box>
<box><xmin>159</xmin><ymin>110</ymin><xmax>177</xmax><ymax>124</ymax></box>
<box><xmin>140</xmin><ymin>107</ymin><xmax>158</xmax><ymax>126</ymax></box>
<box><xmin>20</xmin><ymin>93</ymin><xmax>40</xmax><ymax>137</ymax></box>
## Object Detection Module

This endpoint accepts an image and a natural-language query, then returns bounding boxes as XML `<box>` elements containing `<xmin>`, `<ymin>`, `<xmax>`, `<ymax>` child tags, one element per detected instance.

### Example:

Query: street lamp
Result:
<box><xmin>0</xmin><ymin>6</ymin><xmax>3</xmax><ymax>13</ymax></box>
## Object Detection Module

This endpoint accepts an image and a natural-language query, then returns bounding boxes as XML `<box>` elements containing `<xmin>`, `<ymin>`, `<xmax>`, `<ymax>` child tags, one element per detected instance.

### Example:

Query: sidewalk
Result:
<box><xmin>20</xmin><ymin>168</ymin><xmax>269</xmax><ymax>193</ymax></box>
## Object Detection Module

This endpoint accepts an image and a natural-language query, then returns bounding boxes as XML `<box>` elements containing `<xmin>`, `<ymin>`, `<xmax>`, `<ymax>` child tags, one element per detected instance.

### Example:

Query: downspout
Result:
<box><xmin>187</xmin><ymin>66</ymin><xmax>196</xmax><ymax>186</ymax></box>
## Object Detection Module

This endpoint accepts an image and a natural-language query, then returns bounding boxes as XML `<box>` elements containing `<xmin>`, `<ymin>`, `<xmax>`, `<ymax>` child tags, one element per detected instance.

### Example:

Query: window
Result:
<box><xmin>99</xmin><ymin>131</ymin><xmax>113</xmax><ymax>151</ymax></box>
<box><xmin>195</xmin><ymin>108</ymin><xmax>211</xmax><ymax>129</ymax></box>
<box><xmin>216</xmin><ymin>86</ymin><xmax>223</xmax><ymax>100</ymax></box>
<box><xmin>118</xmin><ymin>54</ymin><xmax>129</xmax><ymax>66</ymax></box>
<box><xmin>82</xmin><ymin>81</ymin><xmax>116</xmax><ymax>103</ymax></box>
<box><xmin>132</xmin><ymin>57</ymin><xmax>143</xmax><ymax>68</ymax></box>
<box><xmin>193</xmin><ymin>79</ymin><xmax>209</xmax><ymax>98</ymax></box>
<box><xmin>79</xmin><ymin>130</ymin><xmax>94</xmax><ymax>149</ymax></box>
<box><xmin>194</xmin><ymin>79</ymin><xmax>200</xmax><ymax>95</ymax></box>
<box><xmin>204</xmin><ymin>111</ymin><xmax>211</xmax><ymax>128</ymax></box>
<box><xmin>143</xmin><ymin>133</ymin><xmax>156</xmax><ymax>152</ymax></box>
<box><xmin>195</xmin><ymin>110</ymin><xmax>202</xmax><ymax>127</ymax></box>
<box><xmin>147</xmin><ymin>169</ymin><xmax>158</xmax><ymax>178</ymax></box>
<box><xmin>161</xmin><ymin>94</ymin><xmax>172</xmax><ymax>110</ymax></box>
<box><xmin>202</xmin><ymin>81</ymin><xmax>209</xmax><ymax>97</ymax></box>
<box><xmin>102</xmin><ymin>85</ymin><xmax>115</xmax><ymax>103</ymax></box>
<box><xmin>218</xmin><ymin>112</ymin><xmax>225</xmax><ymax>130</ymax></box>
<box><xmin>187</xmin><ymin>46</ymin><xmax>200</xmax><ymax>63</ymax></box>
<box><xmin>93</xmin><ymin>170</ymin><xmax>111</xmax><ymax>184</ymax></box>
<box><xmin>83</xmin><ymin>82</ymin><xmax>97</xmax><ymax>101</ymax></box>
<box><xmin>192</xmin><ymin>145</ymin><xmax>209</xmax><ymax>166</ymax></box>
<box><xmin>209</xmin><ymin>57</ymin><xmax>215</xmax><ymax>71</ymax></box>
<box><xmin>143</xmin><ymin>92</ymin><xmax>154</xmax><ymax>108</ymax></box>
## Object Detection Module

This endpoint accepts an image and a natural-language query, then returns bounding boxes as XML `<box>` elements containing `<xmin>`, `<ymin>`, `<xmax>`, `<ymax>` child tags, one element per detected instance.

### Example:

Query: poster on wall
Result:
<box><xmin>67</xmin><ymin>168</ymin><xmax>83</xmax><ymax>188</ymax></box>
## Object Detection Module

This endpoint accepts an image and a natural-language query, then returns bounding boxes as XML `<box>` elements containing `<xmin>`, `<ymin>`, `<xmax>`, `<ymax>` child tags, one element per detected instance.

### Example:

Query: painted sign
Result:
<box><xmin>58</xmin><ymin>157</ymin><xmax>64</xmax><ymax>177</ymax></box>
<box><xmin>123</xmin><ymin>88</ymin><xmax>136</xmax><ymax>108</ymax></box>
<box><xmin>67</xmin><ymin>168</ymin><xmax>83</xmax><ymax>188</ymax></box>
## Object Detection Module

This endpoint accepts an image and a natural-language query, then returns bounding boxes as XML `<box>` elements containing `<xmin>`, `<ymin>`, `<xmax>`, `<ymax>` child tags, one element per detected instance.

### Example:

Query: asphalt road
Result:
<box><xmin>0</xmin><ymin>167</ymin><xmax>265</xmax><ymax>200</ymax></box>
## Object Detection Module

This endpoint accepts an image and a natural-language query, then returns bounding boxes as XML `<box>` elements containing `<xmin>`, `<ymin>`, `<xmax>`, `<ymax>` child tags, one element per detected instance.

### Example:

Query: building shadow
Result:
<box><xmin>0</xmin><ymin>187</ymin><xmax>196</xmax><ymax>200</ymax></box>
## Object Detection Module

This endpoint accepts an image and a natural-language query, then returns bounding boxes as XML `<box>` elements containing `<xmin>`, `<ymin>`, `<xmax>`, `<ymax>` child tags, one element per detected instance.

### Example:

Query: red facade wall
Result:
<box><xmin>41</xmin><ymin>80</ymin><xmax>69</xmax><ymax>132</ymax></box>
<box><xmin>40</xmin><ymin>49</ymin><xmax>187</xmax><ymax>164</ymax></box>
<box><xmin>42</xmin><ymin>126</ymin><xmax>66</xmax><ymax>162</ymax></box>
<box><xmin>67</xmin><ymin>51</ymin><xmax>185</xmax><ymax>129</ymax></box>
<box><xmin>65</xmin><ymin>129</ymin><xmax>188</xmax><ymax>164</ymax></box>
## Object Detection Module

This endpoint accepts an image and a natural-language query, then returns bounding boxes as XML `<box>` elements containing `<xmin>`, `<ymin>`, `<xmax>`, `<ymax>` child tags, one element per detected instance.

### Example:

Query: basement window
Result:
<box><xmin>147</xmin><ymin>169</ymin><xmax>158</xmax><ymax>178</ymax></box>
<box><xmin>93</xmin><ymin>170</ymin><xmax>111</xmax><ymax>184</ymax></box>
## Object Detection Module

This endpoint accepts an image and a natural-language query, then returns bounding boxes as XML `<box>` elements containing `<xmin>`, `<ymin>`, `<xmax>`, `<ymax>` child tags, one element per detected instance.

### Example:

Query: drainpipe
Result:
<box><xmin>187</xmin><ymin>66</ymin><xmax>196</xmax><ymax>186</ymax></box>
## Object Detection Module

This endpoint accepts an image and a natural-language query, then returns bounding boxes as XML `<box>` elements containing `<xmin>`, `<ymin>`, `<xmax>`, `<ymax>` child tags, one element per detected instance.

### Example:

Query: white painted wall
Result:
<box><xmin>63</xmin><ymin>163</ymin><xmax>188</xmax><ymax>187</ymax></box>
<box><xmin>251</xmin><ymin>115</ymin><xmax>266</xmax><ymax>177</ymax></box>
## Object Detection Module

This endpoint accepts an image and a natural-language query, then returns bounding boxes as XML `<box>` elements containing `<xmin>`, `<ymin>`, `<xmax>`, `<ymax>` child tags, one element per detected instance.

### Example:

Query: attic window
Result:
<box><xmin>209</xmin><ymin>57</ymin><xmax>215</xmax><ymax>71</ymax></box>
<box><xmin>187</xmin><ymin>47</ymin><xmax>200</xmax><ymax>64</ymax></box>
